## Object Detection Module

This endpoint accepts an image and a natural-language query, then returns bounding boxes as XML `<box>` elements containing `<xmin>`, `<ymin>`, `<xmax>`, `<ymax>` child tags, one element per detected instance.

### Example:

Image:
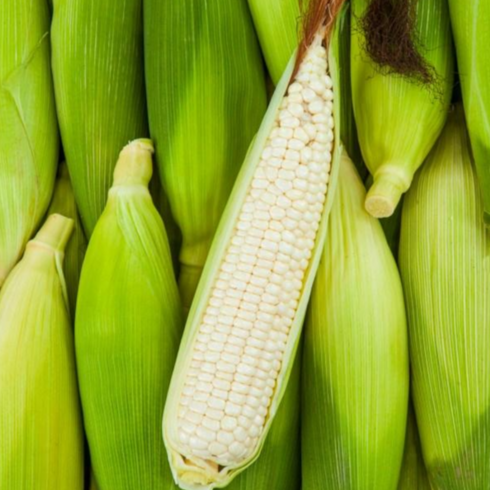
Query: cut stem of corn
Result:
<box><xmin>76</xmin><ymin>139</ymin><xmax>183</xmax><ymax>489</ymax></box>
<box><xmin>0</xmin><ymin>214</ymin><xmax>84</xmax><ymax>489</ymax></box>
<box><xmin>163</xmin><ymin>20</ymin><xmax>343</xmax><ymax>489</ymax></box>
<box><xmin>351</xmin><ymin>0</ymin><xmax>454</xmax><ymax>218</ymax></box>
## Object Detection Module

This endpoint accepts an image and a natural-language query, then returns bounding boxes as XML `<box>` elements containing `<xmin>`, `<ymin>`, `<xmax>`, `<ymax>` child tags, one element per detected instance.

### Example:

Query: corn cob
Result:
<box><xmin>302</xmin><ymin>150</ymin><xmax>409</xmax><ymax>489</ymax></box>
<box><xmin>399</xmin><ymin>106</ymin><xmax>490</xmax><ymax>489</ymax></box>
<box><xmin>397</xmin><ymin>402</ymin><xmax>432</xmax><ymax>490</ymax></box>
<box><xmin>47</xmin><ymin>163</ymin><xmax>87</xmax><ymax>315</ymax></box>
<box><xmin>351</xmin><ymin>0</ymin><xmax>453</xmax><ymax>218</ymax></box>
<box><xmin>144</xmin><ymin>0</ymin><xmax>267</xmax><ymax>312</ymax></box>
<box><xmin>51</xmin><ymin>0</ymin><xmax>147</xmax><ymax>236</ymax></box>
<box><xmin>75</xmin><ymin>139</ymin><xmax>183</xmax><ymax>489</ymax></box>
<box><xmin>448</xmin><ymin>1</ymin><xmax>490</xmax><ymax>225</ymax></box>
<box><xmin>0</xmin><ymin>214</ymin><xmax>84</xmax><ymax>489</ymax></box>
<box><xmin>0</xmin><ymin>0</ymin><xmax>59</xmax><ymax>287</ymax></box>
<box><xmin>163</xmin><ymin>4</ymin><xmax>344</xmax><ymax>486</ymax></box>
<box><xmin>247</xmin><ymin>0</ymin><xmax>300</xmax><ymax>85</ymax></box>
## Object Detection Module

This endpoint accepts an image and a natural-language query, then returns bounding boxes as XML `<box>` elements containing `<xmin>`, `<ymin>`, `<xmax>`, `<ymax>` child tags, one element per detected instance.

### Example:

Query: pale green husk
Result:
<box><xmin>47</xmin><ymin>163</ymin><xmax>87</xmax><ymax>316</ymax></box>
<box><xmin>351</xmin><ymin>0</ymin><xmax>453</xmax><ymax>218</ymax></box>
<box><xmin>0</xmin><ymin>0</ymin><xmax>59</xmax><ymax>287</ymax></box>
<box><xmin>75</xmin><ymin>140</ymin><xmax>183</xmax><ymax>489</ymax></box>
<box><xmin>448</xmin><ymin>1</ymin><xmax>490</xmax><ymax>225</ymax></box>
<box><xmin>399</xmin><ymin>106</ymin><xmax>490</xmax><ymax>489</ymax></box>
<box><xmin>51</xmin><ymin>0</ymin><xmax>147</xmax><ymax>236</ymax></box>
<box><xmin>144</xmin><ymin>0</ymin><xmax>267</xmax><ymax>312</ymax></box>
<box><xmin>302</xmin><ymin>151</ymin><xmax>409</xmax><ymax>489</ymax></box>
<box><xmin>0</xmin><ymin>214</ymin><xmax>84</xmax><ymax>489</ymax></box>
<box><xmin>163</xmin><ymin>20</ymin><xmax>344</xmax><ymax>490</ymax></box>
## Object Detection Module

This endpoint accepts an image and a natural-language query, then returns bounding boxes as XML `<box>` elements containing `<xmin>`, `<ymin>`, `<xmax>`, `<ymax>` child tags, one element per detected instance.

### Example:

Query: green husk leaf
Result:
<box><xmin>0</xmin><ymin>0</ymin><xmax>59</xmax><ymax>287</ymax></box>
<box><xmin>0</xmin><ymin>214</ymin><xmax>84</xmax><ymax>489</ymax></box>
<box><xmin>351</xmin><ymin>0</ymin><xmax>454</xmax><ymax>218</ymax></box>
<box><xmin>75</xmin><ymin>140</ymin><xmax>183</xmax><ymax>489</ymax></box>
<box><xmin>302</xmin><ymin>150</ymin><xmax>409</xmax><ymax>489</ymax></box>
<box><xmin>144</xmin><ymin>0</ymin><xmax>267</xmax><ymax>313</ymax></box>
<box><xmin>399</xmin><ymin>106</ymin><xmax>490</xmax><ymax>489</ymax></box>
<box><xmin>47</xmin><ymin>163</ymin><xmax>87</xmax><ymax>316</ymax></box>
<box><xmin>51</xmin><ymin>0</ymin><xmax>148</xmax><ymax>236</ymax></box>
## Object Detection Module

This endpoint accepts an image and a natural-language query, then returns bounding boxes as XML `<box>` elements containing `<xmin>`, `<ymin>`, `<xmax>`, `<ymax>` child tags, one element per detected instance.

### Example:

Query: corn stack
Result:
<box><xmin>302</xmin><ymin>151</ymin><xmax>409</xmax><ymax>489</ymax></box>
<box><xmin>400</xmin><ymin>106</ymin><xmax>490</xmax><ymax>489</ymax></box>
<box><xmin>247</xmin><ymin>0</ymin><xmax>300</xmax><ymax>85</ymax></box>
<box><xmin>47</xmin><ymin>163</ymin><xmax>87</xmax><ymax>315</ymax></box>
<box><xmin>448</xmin><ymin>1</ymin><xmax>490</xmax><ymax>225</ymax></box>
<box><xmin>351</xmin><ymin>0</ymin><xmax>453</xmax><ymax>218</ymax></box>
<box><xmin>51</xmin><ymin>0</ymin><xmax>147</xmax><ymax>236</ymax></box>
<box><xmin>0</xmin><ymin>0</ymin><xmax>59</xmax><ymax>287</ymax></box>
<box><xmin>0</xmin><ymin>214</ymin><xmax>84</xmax><ymax>489</ymax></box>
<box><xmin>144</xmin><ymin>0</ymin><xmax>268</xmax><ymax>312</ymax></box>
<box><xmin>162</xmin><ymin>2</ymin><xmax>345</xmax><ymax>486</ymax></box>
<box><xmin>75</xmin><ymin>140</ymin><xmax>183</xmax><ymax>489</ymax></box>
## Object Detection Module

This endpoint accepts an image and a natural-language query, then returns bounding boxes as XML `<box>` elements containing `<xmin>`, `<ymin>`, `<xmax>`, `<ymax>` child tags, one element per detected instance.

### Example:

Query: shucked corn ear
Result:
<box><xmin>47</xmin><ymin>163</ymin><xmax>87</xmax><ymax>315</ymax></box>
<box><xmin>247</xmin><ymin>0</ymin><xmax>300</xmax><ymax>85</ymax></box>
<box><xmin>163</xmin><ymin>8</ymin><xmax>344</xmax><ymax>487</ymax></box>
<box><xmin>351</xmin><ymin>0</ymin><xmax>453</xmax><ymax>218</ymax></box>
<box><xmin>0</xmin><ymin>214</ymin><xmax>84</xmax><ymax>489</ymax></box>
<box><xmin>51</xmin><ymin>0</ymin><xmax>147</xmax><ymax>236</ymax></box>
<box><xmin>75</xmin><ymin>140</ymin><xmax>183</xmax><ymax>489</ymax></box>
<box><xmin>144</xmin><ymin>0</ymin><xmax>267</xmax><ymax>312</ymax></box>
<box><xmin>0</xmin><ymin>0</ymin><xmax>59</xmax><ymax>287</ymax></box>
<box><xmin>399</xmin><ymin>106</ymin><xmax>490</xmax><ymax>489</ymax></box>
<box><xmin>448</xmin><ymin>1</ymin><xmax>490</xmax><ymax>225</ymax></box>
<box><xmin>302</xmin><ymin>151</ymin><xmax>409</xmax><ymax>489</ymax></box>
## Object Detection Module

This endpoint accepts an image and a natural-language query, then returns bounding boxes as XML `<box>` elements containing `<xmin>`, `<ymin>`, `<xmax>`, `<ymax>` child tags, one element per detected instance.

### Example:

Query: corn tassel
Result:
<box><xmin>47</xmin><ymin>163</ymin><xmax>87</xmax><ymax>315</ymax></box>
<box><xmin>75</xmin><ymin>139</ymin><xmax>183</xmax><ymax>489</ymax></box>
<box><xmin>144</xmin><ymin>0</ymin><xmax>268</xmax><ymax>312</ymax></box>
<box><xmin>163</xmin><ymin>4</ymin><xmax>345</xmax><ymax>486</ymax></box>
<box><xmin>0</xmin><ymin>214</ymin><xmax>84</xmax><ymax>489</ymax></box>
<box><xmin>399</xmin><ymin>106</ymin><xmax>490</xmax><ymax>489</ymax></box>
<box><xmin>0</xmin><ymin>0</ymin><xmax>59</xmax><ymax>287</ymax></box>
<box><xmin>448</xmin><ymin>1</ymin><xmax>490</xmax><ymax>225</ymax></box>
<box><xmin>51</xmin><ymin>0</ymin><xmax>147</xmax><ymax>236</ymax></box>
<box><xmin>302</xmin><ymin>150</ymin><xmax>409</xmax><ymax>489</ymax></box>
<box><xmin>351</xmin><ymin>0</ymin><xmax>453</xmax><ymax>218</ymax></box>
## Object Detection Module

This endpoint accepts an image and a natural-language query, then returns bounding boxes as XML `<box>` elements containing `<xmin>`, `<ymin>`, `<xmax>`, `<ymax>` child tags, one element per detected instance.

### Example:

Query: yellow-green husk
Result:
<box><xmin>302</xmin><ymin>151</ymin><xmax>409</xmax><ymax>489</ymax></box>
<box><xmin>0</xmin><ymin>214</ymin><xmax>84</xmax><ymax>489</ymax></box>
<box><xmin>400</xmin><ymin>107</ymin><xmax>490</xmax><ymax>489</ymax></box>
<box><xmin>0</xmin><ymin>0</ymin><xmax>59</xmax><ymax>287</ymax></box>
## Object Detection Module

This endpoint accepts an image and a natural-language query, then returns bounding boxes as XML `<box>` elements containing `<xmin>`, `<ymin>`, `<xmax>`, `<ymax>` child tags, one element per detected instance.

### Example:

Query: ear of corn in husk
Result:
<box><xmin>302</xmin><ymin>150</ymin><xmax>409</xmax><ymax>489</ymax></box>
<box><xmin>0</xmin><ymin>214</ymin><xmax>84</xmax><ymax>489</ymax></box>
<box><xmin>399</xmin><ymin>106</ymin><xmax>490</xmax><ymax>489</ymax></box>
<box><xmin>144</xmin><ymin>0</ymin><xmax>268</xmax><ymax>313</ymax></box>
<box><xmin>247</xmin><ymin>0</ymin><xmax>300</xmax><ymax>85</ymax></box>
<box><xmin>75</xmin><ymin>139</ymin><xmax>183</xmax><ymax>489</ymax></box>
<box><xmin>51</xmin><ymin>0</ymin><xmax>148</xmax><ymax>236</ymax></box>
<box><xmin>47</xmin><ymin>163</ymin><xmax>87</xmax><ymax>315</ymax></box>
<box><xmin>397</xmin><ymin>402</ymin><xmax>432</xmax><ymax>490</ymax></box>
<box><xmin>0</xmin><ymin>0</ymin><xmax>59</xmax><ymax>287</ymax></box>
<box><xmin>448</xmin><ymin>1</ymin><xmax>490</xmax><ymax>225</ymax></box>
<box><xmin>351</xmin><ymin>0</ymin><xmax>453</xmax><ymax>218</ymax></box>
<box><xmin>162</xmin><ymin>4</ymin><xmax>345</xmax><ymax>486</ymax></box>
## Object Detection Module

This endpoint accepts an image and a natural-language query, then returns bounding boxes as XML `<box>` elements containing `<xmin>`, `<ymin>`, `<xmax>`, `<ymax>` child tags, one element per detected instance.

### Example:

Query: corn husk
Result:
<box><xmin>351</xmin><ymin>0</ymin><xmax>453</xmax><ymax>218</ymax></box>
<box><xmin>0</xmin><ymin>0</ymin><xmax>59</xmax><ymax>287</ymax></box>
<box><xmin>144</xmin><ymin>0</ymin><xmax>267</xmax><ymax>312</ymax></box>
<box><xmin>399</xmin><ymin>106</ymin><xmax>490</xmax><ymax>489</ymax></box>
<box><xmin>47</xmin><ymin>163</ymin><xmax>87</xmax><ymax>315</ymax></box>
<box><xmin>247</xmin><ymin>0</ymin><xmax>300</xmax><ymax>85</ymax></box>
<box><xmin>0</xmin><ymin>214</ymin><xmax>84</xmax><ymax>489</ymax></box>
<box><xmin>302</xmin><ymin>151</ymin><xmax>409</xmax><ymax>489</ymax></box>
<box><xmin>448</xmin><ymin>1</ymin><xmax>490</xmax><ymax>225</ymax></box>
<box><xmin>75</xmin><ymin>139</ymin><xmax>183</xmax><ymax>489</ymax></box>
<box><xmin>51</xmin><ymin>0</ymin><xmax>147</xmax><ymax>236</ymax></box>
